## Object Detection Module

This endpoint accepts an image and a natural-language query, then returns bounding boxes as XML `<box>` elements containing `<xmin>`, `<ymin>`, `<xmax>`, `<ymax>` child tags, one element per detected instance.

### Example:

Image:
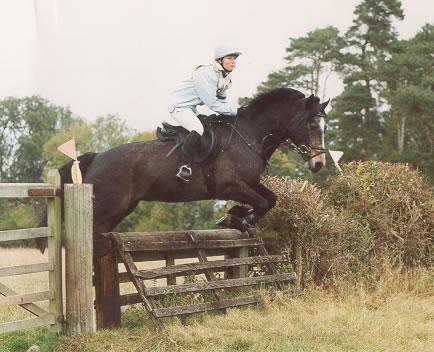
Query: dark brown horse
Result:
<box><xmin>36</xmin><ymin>88</ymin><xmax>329</xmax><ymax>252</ymax></box>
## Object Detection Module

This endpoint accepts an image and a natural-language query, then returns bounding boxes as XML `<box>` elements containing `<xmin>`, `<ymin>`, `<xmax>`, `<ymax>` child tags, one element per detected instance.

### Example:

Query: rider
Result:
<box><xmin>168</xmin><ymin>45</ymin><xmax>242</xmax><ymax>182</ymax></box>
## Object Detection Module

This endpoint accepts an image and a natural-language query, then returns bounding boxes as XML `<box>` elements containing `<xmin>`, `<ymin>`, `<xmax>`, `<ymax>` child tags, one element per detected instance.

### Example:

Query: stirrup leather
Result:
<box><xmin>176</xmin><ymin>165</ymin><xmax>192</xmax><ymax>183</ymax></box>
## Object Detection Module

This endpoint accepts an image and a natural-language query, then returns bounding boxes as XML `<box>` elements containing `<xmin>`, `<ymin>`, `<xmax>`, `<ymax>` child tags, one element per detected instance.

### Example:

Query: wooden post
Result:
<box><xmin>165</xmin><ymin>253</ymin><xmax>177</xmax><ymax>285</ymax></box>
<box><xmin>230</xmin><ymin>247</ymin><xmax>249</xmax><ymax>279</ymax></box>
<box><xmin>46</xmin><ymin>170</ymin><xmax>63</xmax><ymax>333</ymax></box>
<box><xmin>94</xmin><ymin>234</ymin><xmax>121</xmax><ymax>329</ymax></box>
<box><xmin>295</xmin><ymin>240</ymin><xmax>303</xmax><ymax>291</ymax></box>
<box><xmin>64</xmin><ymin>184</ymin><xmax>95</xmax><ymax>335</ymax></box>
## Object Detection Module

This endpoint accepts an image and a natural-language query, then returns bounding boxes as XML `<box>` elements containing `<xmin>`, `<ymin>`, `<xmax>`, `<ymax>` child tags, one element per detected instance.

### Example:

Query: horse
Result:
<box><xmin>35</xmin><ymin>87</ymin><xmax>329</xmax><ymax>253</ymax></box>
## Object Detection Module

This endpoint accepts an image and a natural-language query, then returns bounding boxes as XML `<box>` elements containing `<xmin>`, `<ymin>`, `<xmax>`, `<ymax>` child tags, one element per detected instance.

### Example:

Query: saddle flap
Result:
<box><xmin>157</xmin><ymin>122</ymin><xmax>217</xmax><ymax>164</ymax></box>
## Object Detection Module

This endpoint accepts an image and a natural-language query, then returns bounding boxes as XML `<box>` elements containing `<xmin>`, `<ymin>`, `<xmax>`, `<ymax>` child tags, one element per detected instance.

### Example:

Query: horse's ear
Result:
<box><xmin>321</xmin><ymin>98</ymin><xmax>330</xmax><ymax>110</ymax></box>
<box><xmin>306</xmin><ymin>94</ymin><xmax>319</xmax><ymax>109</ymax></box>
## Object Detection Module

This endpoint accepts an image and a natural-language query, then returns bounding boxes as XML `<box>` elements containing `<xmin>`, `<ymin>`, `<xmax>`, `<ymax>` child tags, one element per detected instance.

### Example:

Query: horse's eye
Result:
<box><xmin>309</xmin><ymin>123</ymin><xmax>318</xmax><ymax>130</ymax></box>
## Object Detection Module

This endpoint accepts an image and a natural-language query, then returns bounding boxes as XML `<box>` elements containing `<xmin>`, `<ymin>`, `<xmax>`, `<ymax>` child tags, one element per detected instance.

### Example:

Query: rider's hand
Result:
<box><xmin>237</xmin><ymin>106</ymin><xmax>247</xmax><ymax>116</ymax></box>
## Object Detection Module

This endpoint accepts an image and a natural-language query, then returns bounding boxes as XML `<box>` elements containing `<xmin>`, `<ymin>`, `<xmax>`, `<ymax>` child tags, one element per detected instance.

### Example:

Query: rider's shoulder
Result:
<box><xmin>193</xmin><ymin>64</ymin><xmax>219</xmax><ymax>80</ymax></box>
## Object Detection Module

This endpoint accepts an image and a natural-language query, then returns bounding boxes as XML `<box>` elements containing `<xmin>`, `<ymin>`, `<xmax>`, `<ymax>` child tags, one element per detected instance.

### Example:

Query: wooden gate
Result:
<box><xmin>94</xmin><ymin>228</ymin><xmax>296</xmax><ymax>330</ymax></box>
<box><xmin>0</xmin><ymin>170</ymin><xmax>63</xmax><ymax>334</ymax></box>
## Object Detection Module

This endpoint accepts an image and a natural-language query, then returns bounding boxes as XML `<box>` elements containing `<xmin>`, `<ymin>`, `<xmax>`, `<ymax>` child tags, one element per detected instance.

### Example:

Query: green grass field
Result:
<box><xmin>1</xmin><ymin>248</ymin><xmax>432</xmax><ymax>352</ymax></box>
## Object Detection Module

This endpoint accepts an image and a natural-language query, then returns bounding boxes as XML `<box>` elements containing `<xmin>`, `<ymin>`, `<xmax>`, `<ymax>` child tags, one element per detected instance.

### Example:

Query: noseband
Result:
<box><xmin>282</xmin><ymin>141</ymin><xmax>325</xmax><ymax>162</ymax></box>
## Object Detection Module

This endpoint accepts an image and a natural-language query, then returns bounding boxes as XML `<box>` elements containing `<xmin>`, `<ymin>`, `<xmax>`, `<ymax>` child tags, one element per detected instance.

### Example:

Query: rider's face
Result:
<box><xmin>220</xmin><ymin>56</ymin><xmax>237</xmax><ymax>72</ymax></box>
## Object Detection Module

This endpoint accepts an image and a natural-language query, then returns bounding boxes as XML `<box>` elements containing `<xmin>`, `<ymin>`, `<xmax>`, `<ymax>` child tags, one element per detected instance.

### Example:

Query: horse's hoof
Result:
<box><xmin>216</xmin><ymin>214</ymin><xmax>248</xmax><ymax>233</ymax></box>
<box><xmin>227</xmin><ymin>205</ymin><xmax>251</xmax><ymax>218</ymax></box>
<box><xmin>216</xmin><ymin>214</ymin><xmax>232</xmax><ymax>228</ymax></box>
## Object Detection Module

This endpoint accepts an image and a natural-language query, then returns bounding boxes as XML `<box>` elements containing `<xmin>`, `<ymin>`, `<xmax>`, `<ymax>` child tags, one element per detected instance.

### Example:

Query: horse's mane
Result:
<box><xmin>246</xmin><ymin>88</ymin><xmax>306</xmax><ymax>116</ymax></box>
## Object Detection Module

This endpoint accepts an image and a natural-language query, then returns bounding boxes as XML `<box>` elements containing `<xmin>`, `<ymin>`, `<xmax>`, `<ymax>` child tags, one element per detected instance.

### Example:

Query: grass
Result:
<box><xmin>1</xmin><ymin>248</ymin><xmax>433</xmax><ymax>352</ymax></box>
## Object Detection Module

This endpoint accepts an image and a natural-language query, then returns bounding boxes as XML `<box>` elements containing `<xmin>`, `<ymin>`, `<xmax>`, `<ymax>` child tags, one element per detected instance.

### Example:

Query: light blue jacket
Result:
<box><xmin>168</xmin><ymin>63</ymin><xmax>237</xmax><ymax>116</ymax></box>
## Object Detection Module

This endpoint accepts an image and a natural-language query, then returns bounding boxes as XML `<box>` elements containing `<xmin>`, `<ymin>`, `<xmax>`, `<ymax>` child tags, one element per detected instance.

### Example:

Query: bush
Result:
<box><xmin>259</xmin><ymin>161</ymin><xmax>433</xmax><ymax>288</ymax></box>
<box><xmin>328</xmin><ymin>161</ymin><xmax>433</xmax><ymax>269</ymax></box>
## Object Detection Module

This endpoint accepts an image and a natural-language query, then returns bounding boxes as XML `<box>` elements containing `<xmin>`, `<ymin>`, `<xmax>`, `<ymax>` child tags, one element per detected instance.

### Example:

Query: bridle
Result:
<box><xmin>260</xmin><ymin>112</ymin><xmax>327</xmax><ymax>163</ymax></box>
<box><xmin>223</xmin><ymin>110</ymin><xmax>327</xmax><ymax>164</ymax></box>
<box><xmin>281</xmin><ymin>113</ymin><xmax>327</xmax><ymax>162</ymax></box>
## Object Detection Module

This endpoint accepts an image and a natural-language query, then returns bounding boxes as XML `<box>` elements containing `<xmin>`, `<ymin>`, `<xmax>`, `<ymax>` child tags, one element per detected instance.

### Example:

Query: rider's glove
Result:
<box><xmin>237</xmin><ymin>106</ymin><xmax>247</xmax><ymax>116</ymax></box>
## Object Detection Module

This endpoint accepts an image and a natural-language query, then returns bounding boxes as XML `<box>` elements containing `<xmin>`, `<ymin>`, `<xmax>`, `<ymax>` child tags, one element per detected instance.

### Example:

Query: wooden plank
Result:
<box><xmin>154</xmin><ymin>295</ymin><xmax>261</xmax><ymax>318</ymax></box>
<box><xmin>110</xmin><ymin>229</ymin><xmax>248</xmax><ymax>244</ymax></box>
<box><xmin>115</xmin><ymin>248</ymin><xmax>165</xmax><ymax>330</ymax></box>
<box><xmin>0</xmin><ymin>290</ymin><xmax>54</xmax><ymax>307</ymax></box>
<box><xmin>0</xmin><ymin>262</ymin><xmax>53</xmax><ymax>277</ymax></box>
<box><xmin>133</xmin><ymin>255</ymin><xmax>288</xmax><ymax>280</ymax></box>
<box><xmin>28</xmin><ymin>188</ymin><xmax>62</xmax><ymax>197</ymax></box>
<box><xmin>64</xmin><ymin>184</ymin><xmax>95</xmax><ymax>335</ymax></box>
<box><xmin>0</xmin><ymin>227</ymin><xmax>51</xmax><ymax>242</ymax></box>
<box><xmin>0</xmin><ymin>183</ymin><xmax>53</xmax><ymax>198</ymax></box>
<box><xmin>120</xmin><ymin>238</ymin><xmax>262</xmax><ymax>252</ymax></box>
<box><xmin>145</xmin><ymin>273</ymin><xmax>296</xmax><ymax>297</ymax></box>
<box><xmin>0</xmin><ymin>282</ymin><xmax>48</xmax><ymax>317</ymax></box>
<box><xmin>0</xmin><ymin>314</ymin><xmax>54</xmax><ymax>335</ymax></box>
<box><xmin>119</xmin><ymin>293</ymin><xmax>142</xmax><ymax>306</ymax></box>
<box><xmin>186</xmin><ymin>232</ymin><xmax>228</xmax><ymax>314</ymax></box>
<box><xmin>46</xmin><ymin>169</ymin><xmax>64</xmax><ymax>334</ymax></box>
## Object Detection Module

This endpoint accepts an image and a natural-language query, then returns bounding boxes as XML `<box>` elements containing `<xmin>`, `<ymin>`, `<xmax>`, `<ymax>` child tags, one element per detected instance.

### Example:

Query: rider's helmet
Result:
<box><xmin>214</xmin><ymin>45</ymin><xmax>242</xmax><ymax>60</ymax></box>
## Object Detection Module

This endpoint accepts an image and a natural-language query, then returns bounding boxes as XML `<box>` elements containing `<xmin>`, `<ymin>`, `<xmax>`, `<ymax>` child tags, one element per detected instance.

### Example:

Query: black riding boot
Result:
<box><xmin>176</xmin><ymin>130</ymin><xmax>201</xmax><ymax>183</ymax></box>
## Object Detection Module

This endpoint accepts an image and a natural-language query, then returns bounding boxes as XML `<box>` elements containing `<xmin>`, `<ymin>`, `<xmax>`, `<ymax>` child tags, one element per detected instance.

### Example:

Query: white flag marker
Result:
<box><xmin>57</xmin><ymin>137</ymin><xmax>82</xmax><ymax>184</ymax></box>
<box><xmin>329</xmin><ymin>150</ymin><xmax>344</xmax><ymax>174</ymax></box>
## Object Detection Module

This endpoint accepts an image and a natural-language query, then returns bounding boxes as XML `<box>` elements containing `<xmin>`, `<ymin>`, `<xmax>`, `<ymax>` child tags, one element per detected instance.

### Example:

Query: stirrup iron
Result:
<box><xmin>176</xmin><ymin>165</ymin><xmax>192</xmax><ymax>183</ymax></box>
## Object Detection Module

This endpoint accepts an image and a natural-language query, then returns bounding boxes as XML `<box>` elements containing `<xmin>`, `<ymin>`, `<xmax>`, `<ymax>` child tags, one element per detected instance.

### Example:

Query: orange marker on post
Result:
<box><xmin>57</xmin><ymin>137</ymin><xmax>82</xmax><ymax>184</ymax></box>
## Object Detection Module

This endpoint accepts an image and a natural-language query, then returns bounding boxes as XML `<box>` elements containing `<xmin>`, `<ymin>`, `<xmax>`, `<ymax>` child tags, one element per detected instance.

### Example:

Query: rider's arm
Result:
<box><xmin>192</xmin><ymin>67</ymin><xmax>237</xmax><ymax>116</ymax></box>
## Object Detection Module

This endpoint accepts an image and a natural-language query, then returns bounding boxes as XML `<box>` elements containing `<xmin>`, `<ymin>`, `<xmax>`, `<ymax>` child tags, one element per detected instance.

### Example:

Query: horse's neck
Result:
<box><xmin>239</xmin><ymin>112</ymin><xmax>288</xmax><ymax>143</ymax></box>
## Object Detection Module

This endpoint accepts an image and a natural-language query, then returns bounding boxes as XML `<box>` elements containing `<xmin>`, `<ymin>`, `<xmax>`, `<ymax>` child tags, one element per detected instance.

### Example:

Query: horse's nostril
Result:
<box><xmin>313</xmin><ymin>161</ymin><xmax>324</xmax><ymax>172</ymax></box>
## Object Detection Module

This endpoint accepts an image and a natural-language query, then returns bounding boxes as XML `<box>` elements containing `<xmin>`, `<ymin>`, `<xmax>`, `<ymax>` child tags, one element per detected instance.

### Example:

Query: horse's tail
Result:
<box><xmin>34</xmin><ymin>152</ymin><xmax>97</xmax><ymax>253</ymax></box>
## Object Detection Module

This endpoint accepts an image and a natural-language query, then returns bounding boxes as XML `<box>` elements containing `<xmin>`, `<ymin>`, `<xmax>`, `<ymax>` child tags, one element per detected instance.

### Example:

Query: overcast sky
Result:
<box><xmin>0</xmin><ymin>0</ymin><xmax>432</xmax><ymax>132</ymax></box>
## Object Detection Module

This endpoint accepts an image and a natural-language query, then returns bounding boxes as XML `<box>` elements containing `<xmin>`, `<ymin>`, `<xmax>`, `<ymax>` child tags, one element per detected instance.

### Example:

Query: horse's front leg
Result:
<box><xmin>217</xmin><ymin>182</ymin><xmax>274</xmax><ymax>231</ymax></box>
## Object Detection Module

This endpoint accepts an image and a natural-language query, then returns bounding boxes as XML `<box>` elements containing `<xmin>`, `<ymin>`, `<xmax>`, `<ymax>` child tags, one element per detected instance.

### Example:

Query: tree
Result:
<box><xmin>42</xmin><ymin>114</ymin><xmax>138</xmax><ymax>171</ymax></box>
<box><xmin>379</xmin><ymin>24</ymin><xmax>434</xmax><ymax>182</ymax></box>
<box><xmin>0</xmin><ymin>96</ymin><xmax>74</xmax><ymax>182</ymax></box>
<box><xmin>256</xmin><ymin>26</ymin><xmax>343</xmax><ymax>99</ymax></box>
<box><xmin>241</xmin><ymin>27</ymin><xmax>343</xmax><ymax>180</ymax></box>
<box><xmin>90</xmin><ymin>114</ymin><xmax>136</xmax><ymax>152</ymax></box>
<box><xmin>328</xmin><ymin>0</ymin><xmax>404</xmax><ymax>161</ymax></box>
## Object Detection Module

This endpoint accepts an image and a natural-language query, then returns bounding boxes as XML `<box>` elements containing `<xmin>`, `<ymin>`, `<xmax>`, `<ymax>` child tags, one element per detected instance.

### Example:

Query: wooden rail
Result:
<box><xmin>0</xmin><ymin>170</ymin><xmax>63</xmax><ymax>335</ymax></box>
<box><xmin>94</xmin><ymin>229</ymin><xmax>295</xmax><ymax>330</ymax></box>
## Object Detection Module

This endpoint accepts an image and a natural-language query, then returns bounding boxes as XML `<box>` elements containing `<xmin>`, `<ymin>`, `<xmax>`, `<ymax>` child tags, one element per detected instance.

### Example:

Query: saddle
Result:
<box><xmin>156</xmin><ymin>114</ymin><xmax>226</xmax><ymax>164</ymax></box>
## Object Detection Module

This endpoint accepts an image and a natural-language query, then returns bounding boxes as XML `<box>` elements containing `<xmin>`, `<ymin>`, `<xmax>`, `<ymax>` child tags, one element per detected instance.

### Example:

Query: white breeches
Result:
<box><xmin>169</xmin><ymin>110</ymin><xmax>204</xmax><ymax>136</ymax></box>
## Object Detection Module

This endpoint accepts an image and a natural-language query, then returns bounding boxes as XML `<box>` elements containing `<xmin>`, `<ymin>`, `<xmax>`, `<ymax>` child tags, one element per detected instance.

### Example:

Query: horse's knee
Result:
<box><xmin>268</xmin><ymin>192</ymin><xmax>277</xmax><ymax>209</ymax></box>
<box><xmin>255</xmin><ymin>199</ymin><xmax>270</xmax><ymax>217</ymax></box>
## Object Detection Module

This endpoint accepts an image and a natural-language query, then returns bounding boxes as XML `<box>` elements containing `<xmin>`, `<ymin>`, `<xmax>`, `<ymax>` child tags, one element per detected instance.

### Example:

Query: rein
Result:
<box><xmin>224</xmin><ymin>113</ymin><xmax>326</xmax><ymax>164</ymax></box>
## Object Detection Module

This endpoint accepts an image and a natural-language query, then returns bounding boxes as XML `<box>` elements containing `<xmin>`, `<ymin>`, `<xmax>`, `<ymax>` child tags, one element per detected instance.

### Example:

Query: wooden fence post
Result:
<box><xmin>165</xmin><ymin>253</ymin><xmax>177</xmax><ymax>285</ymax></box>
<box><xmin>230</xmin><ymin>247</ymin><xmax>249</xmax><ymax>279</ymax></box>
<box><xmin>94</xmin><ymin>234</ymin><xmax>121</xmax><ymax>329</ymax></box>
<box><xmin>46</xmin><ymin>170</ymin><xmax>63</xmax><ymax>333</ymax></box>
<box><xmin>64</xmin><ymin>184</ymin><xmax>95</xmax><ymax>335</ymax></box>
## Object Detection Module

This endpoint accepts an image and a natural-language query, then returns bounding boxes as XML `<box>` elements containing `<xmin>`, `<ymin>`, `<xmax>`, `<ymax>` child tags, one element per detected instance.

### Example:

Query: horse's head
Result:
<box><xmin>243</xmin><ymin>88</ymin><xmax>329</xmax><ymax>173</ymax></box>
<box><xmin>285</xmin><ymin>94</ymin><xmax>329</xmax><ymax>173</ymax></box>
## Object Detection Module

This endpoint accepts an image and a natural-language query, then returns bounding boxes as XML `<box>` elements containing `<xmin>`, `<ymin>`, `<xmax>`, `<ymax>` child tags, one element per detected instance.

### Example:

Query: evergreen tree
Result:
<box><xmin>329</xmin><ymin>0</ymin><xmax>404</xmax><ymax>161</ymax></box>
<box><xmin>379</xmin><ymin>24</ymin><xmax>434</xmax><ymax>182</ymax></box>
<box><xmin>256</xmin><ymin>26</ymin><xmax>343</xmax><ymax>99</ymax></box>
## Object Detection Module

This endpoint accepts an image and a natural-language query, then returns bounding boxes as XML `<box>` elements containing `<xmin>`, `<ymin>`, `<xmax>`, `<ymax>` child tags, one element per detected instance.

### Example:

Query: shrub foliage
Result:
<box><xmin>260</xmin><ymin>161</ymin><xmax>433</xmax><ymax>287</ymax></box>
